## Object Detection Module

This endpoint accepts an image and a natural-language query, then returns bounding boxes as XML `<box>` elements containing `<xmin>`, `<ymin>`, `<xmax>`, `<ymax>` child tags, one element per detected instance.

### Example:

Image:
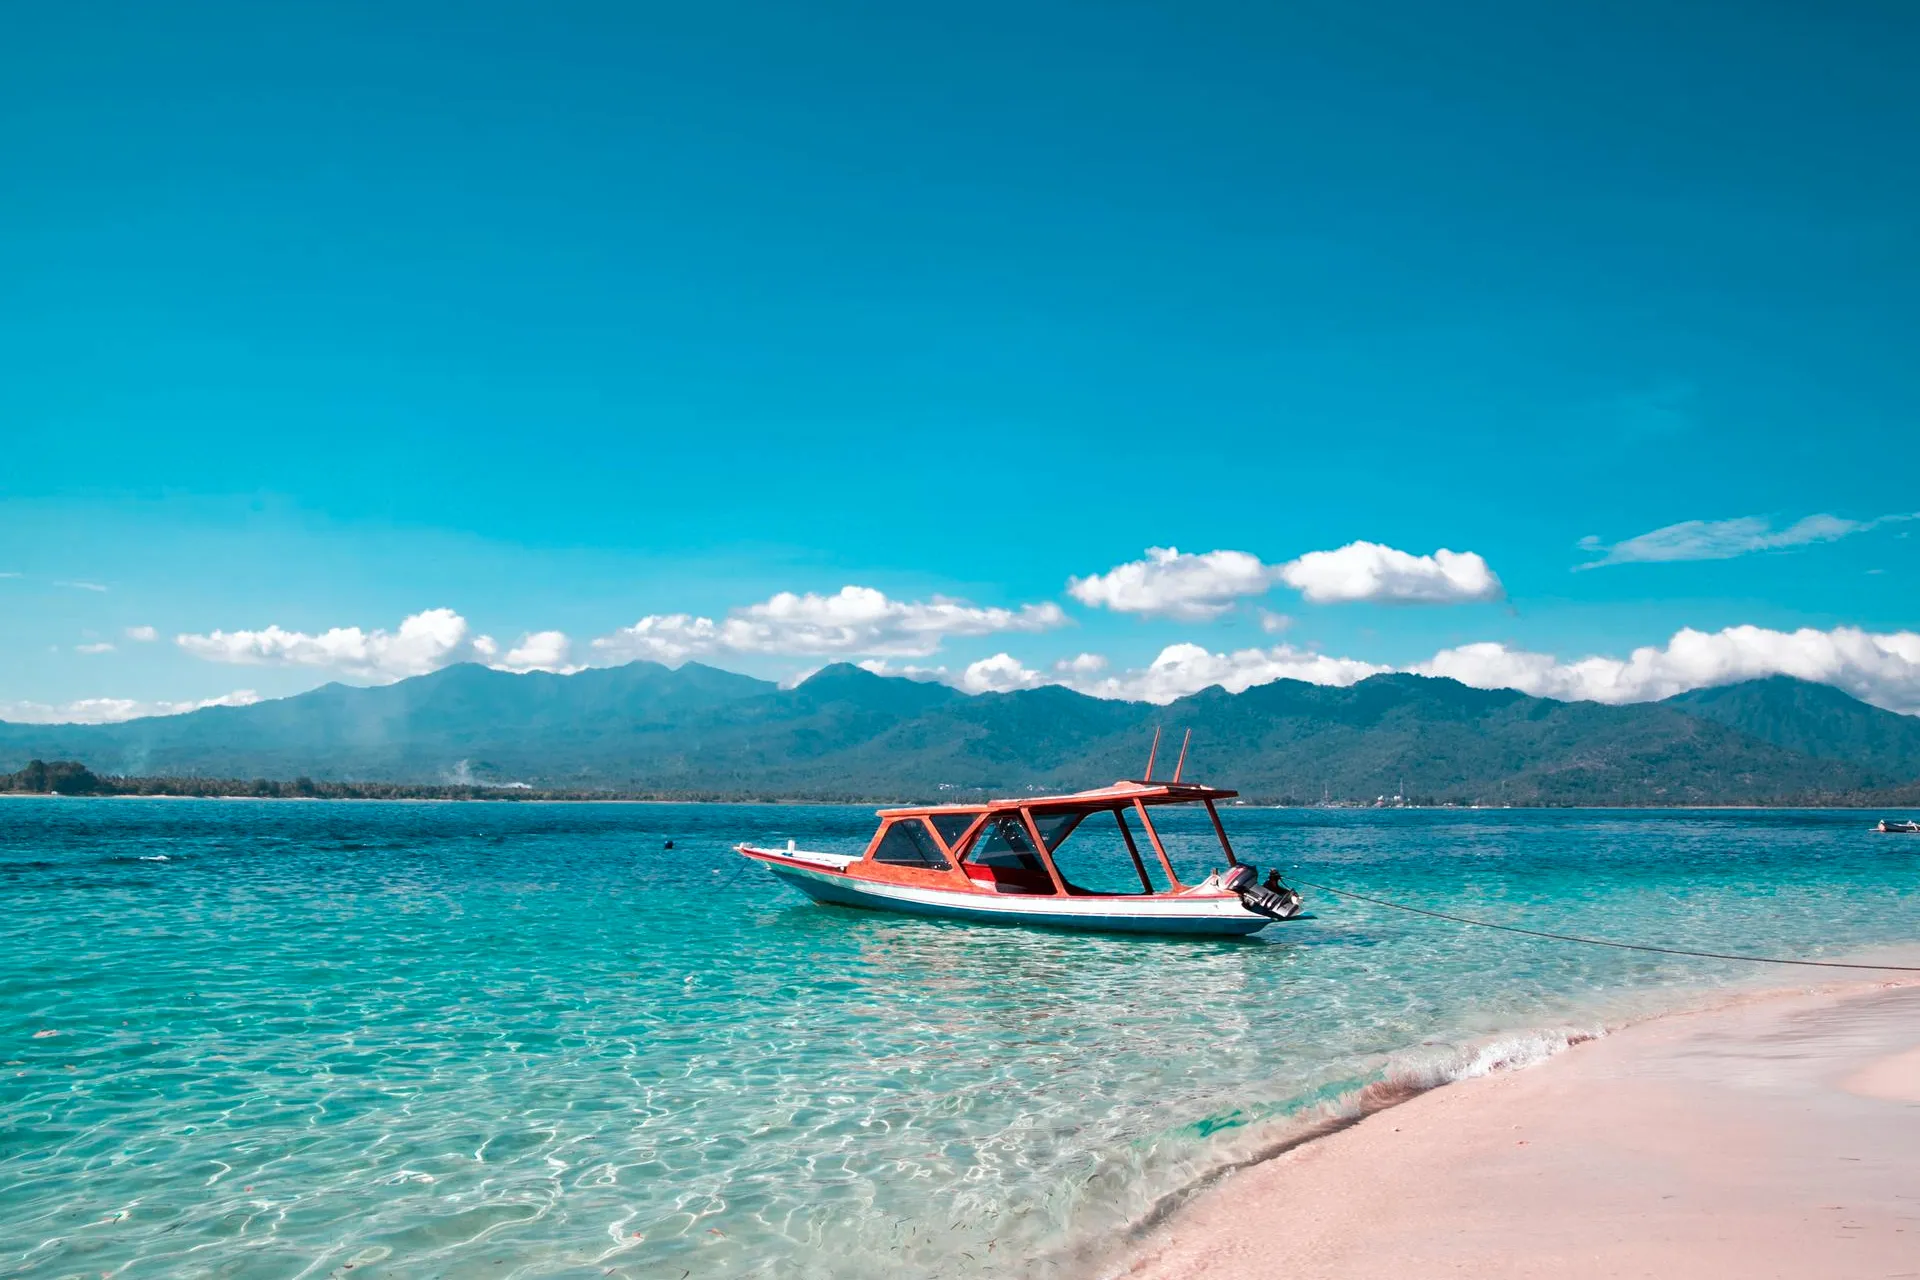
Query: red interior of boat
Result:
<box><xmin>961</xmin><ymin>863</ymin><xmax>1054</xmax><ymax>894</ymax></box>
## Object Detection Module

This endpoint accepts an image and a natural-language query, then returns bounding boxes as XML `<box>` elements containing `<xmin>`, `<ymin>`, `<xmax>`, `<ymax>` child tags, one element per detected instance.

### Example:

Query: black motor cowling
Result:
<box><xmin>1240</xmin><ymin>883</ymin><xmax>1302</xmax><ymax>919</ymax></box>
<box><xmin>1226</xmin><ymin>863</ymin><xmax>1303</xmax><ymax>919</ymax></box>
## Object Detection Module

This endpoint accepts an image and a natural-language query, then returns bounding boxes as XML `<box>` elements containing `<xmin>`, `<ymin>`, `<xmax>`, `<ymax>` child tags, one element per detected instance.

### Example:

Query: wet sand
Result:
<box><xmin>1118</xmin><ymin>980</ymin><xmax>1920</xmax><ymax>1279</ymax></box>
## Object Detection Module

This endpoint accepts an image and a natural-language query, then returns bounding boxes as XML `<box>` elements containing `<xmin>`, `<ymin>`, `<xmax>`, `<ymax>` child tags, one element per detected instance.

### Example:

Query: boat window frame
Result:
<box><xmin>1025</xmin><ymin>805</ymin><xmax>1161</xmax><ymax>896</ymax></box>
<box><xmin>1016</xmin><ymin>807</ymin><xmax>1070</xmax><ymax>896</ymax></box>
<box><xmin>868</xmin><ymin>816</ymin><xmax>954</xmax><ymax>871</ymax></box>
<box><xmin>926</xmin><ymin>811</ymin><xmax>984</xmax><ymax>858</ymax></box>
<box><xmin>959</xmin><ymin>811</ymin><xmax>1058</xmax><ymax>894</ymax></box>
<box><xmin>1029</xmin><ymin>810</ymin><xmax>1087</xmax><ymax>852</ymax></box>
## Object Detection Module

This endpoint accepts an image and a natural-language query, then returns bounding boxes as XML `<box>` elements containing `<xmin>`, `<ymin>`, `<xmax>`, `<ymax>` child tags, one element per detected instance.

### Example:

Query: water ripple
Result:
<box><xmin>1</xmin><ymin>800</ymin><xmax>1914</xmax><ymax>1276</ymax></box>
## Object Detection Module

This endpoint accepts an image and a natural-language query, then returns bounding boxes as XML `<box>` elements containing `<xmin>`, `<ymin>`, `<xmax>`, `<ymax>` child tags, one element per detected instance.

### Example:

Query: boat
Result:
<box><xmin>1875</xmin><ymin>818</ymin><xmax>1920</xmax><ymax>834</ymax></box>
<box><xmin>735</xmin><ymin>735</ymin><xmax>1304</xmax><ymax>937</ymax></box>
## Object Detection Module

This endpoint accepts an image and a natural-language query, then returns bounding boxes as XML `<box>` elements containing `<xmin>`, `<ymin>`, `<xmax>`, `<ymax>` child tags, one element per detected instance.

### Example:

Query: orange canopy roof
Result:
<box><xmin>876</xmin><ymin>779</ymin><xmax>1237</xmax><ymax>819</ymax></box>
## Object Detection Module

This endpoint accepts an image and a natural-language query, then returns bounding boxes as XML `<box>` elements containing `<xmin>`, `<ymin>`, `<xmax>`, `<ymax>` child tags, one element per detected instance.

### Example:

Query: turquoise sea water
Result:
<box><xmin>4</xmin><ymin>799</ymin><xmax>1916</xmax><ymax>1278</ymax></box>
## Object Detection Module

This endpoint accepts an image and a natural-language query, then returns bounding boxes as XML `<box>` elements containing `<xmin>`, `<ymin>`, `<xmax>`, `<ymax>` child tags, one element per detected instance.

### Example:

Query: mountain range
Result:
<box><xmin>5</xmin><ymin>663</ymin><xmax>1920</xmax><ymax>805</ymax></box>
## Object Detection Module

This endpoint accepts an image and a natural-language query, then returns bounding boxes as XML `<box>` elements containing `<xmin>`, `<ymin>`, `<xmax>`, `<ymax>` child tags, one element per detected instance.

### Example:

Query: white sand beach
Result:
<box><xmin>1120</xmin><ymin>978</ymin><xmax>1920</xmax><ymax>1279</ymax></box>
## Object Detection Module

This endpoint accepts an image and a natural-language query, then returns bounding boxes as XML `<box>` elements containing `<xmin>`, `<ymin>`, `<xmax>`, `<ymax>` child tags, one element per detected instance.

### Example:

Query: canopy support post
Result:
<box><xmin>1132</xmin><ymin>799</ymin><xmax>1183</xmax><ymax>891</ymax></box>
<box><xmin>1113</xmin><ymin>807</ymin><xmax>1154</xmax><ymax>893</ymax></box>
<box><xmin>1019</xmin><ymin>807</ymin><xmax>1070</xmax><ymax>897</ymax></box>
<box><xmin>1202</xmin><ymin>798</ymin><xmax>1239</xmax><ymax>867</ymax></box>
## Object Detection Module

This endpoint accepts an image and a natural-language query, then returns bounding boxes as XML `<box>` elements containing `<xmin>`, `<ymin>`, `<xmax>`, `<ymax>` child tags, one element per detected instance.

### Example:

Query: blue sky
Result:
<box><xmin>5</xmin><ymin>1</ymin><xmax>1918</xmax><ymax>719</ymax></box>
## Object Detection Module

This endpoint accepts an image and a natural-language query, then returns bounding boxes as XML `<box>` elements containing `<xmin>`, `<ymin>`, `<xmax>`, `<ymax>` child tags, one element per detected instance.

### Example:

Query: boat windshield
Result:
<box><xmin>1050</xmin><ymin>798</ymin><xmax>1239</xmax><ymax>895</ymax></box>
<box><xmin>969</xmin><ymin>815</ymin><xmax>1050</xmax><ymax>877</ymax></box>
<box><xmin>926</xmin><ymin>811</ymin><xmax>978</xmax><ymax>852</ymax></box>
<box><xmin>1018</xmin><ymin>810</ymin><xmax>1138</xmax><ymax>894</ymax></box>
<box><xmin>1029</xmin><ymin>811</ymin><xmax>1084</xmax><ymax>850</ymax></box>
<box><xmin>872</xmin><ymin>819</ymin><xmax>951</xmax><ymax>870</ymax></box>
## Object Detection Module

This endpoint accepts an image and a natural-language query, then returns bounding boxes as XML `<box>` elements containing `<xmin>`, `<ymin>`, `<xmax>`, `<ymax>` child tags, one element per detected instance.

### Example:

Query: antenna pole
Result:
<box><xmin>1143</xmin><ymin>726</ymin><xmax>1161</xmax><ymax>781</ymax></box>
<box><xmin>1172</xmin><ymin>729</ymin><xmax>1191</xmax><ymax>783</ymax></box>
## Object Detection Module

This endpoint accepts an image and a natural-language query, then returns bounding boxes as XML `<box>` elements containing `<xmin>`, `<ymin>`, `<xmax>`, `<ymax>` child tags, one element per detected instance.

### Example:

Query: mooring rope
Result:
<box><xmin>1290</xmin><ymin>878</ymin><xmax>1920</xmax><ymax>973</ymax></box>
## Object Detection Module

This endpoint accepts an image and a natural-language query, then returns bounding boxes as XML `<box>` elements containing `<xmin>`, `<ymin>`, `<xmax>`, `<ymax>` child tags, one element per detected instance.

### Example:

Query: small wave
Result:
<box><xmin>1398</xmin><ymin>1026</ymin><xmax>1602</xmax><ymax>1089</ymax></box>
<box><xmin>139</xmin><ymin>855</ymin><xmax>170</xmax><ymax>862</ymax></box>
<box><xmin>1079</xmin><ymin>1022</ymin><xmax>1606</xmax><ymax>1277</ymax></box>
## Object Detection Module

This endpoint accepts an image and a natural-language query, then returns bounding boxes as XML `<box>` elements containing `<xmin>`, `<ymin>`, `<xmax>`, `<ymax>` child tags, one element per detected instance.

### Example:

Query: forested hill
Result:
<box><xmin>1663</xmin><ymin>676</ymin><xmax>1920</xmax><ymax>781</ymax></box>
<box><xmin>3</xmin><ymin>662</ymin><xmax>1917</xmax><ymax>805</ymax></box>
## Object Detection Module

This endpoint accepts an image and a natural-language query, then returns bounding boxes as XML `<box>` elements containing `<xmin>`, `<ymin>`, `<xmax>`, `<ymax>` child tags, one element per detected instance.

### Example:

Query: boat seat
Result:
<box><xmin>962</xmin><ymin>865</ymin><xmax>1112</xmax><ymax>896</ymax></box>
<box><xmin>963</xmin><ymin>864</ymin><xmax>1055</xmax><ymax>895</ymax></box>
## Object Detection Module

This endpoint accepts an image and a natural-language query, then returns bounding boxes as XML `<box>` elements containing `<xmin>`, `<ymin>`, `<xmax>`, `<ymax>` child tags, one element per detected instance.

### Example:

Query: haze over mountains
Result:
<box><xmin>4</xmin><ymin>663</ymin><xmax>1919</xmax><ymax>805</ymax></box>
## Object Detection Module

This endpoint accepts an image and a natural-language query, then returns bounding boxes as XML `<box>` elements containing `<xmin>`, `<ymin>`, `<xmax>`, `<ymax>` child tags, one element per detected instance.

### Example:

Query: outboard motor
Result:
<box><xmin>1223</xmin><ymin>864</ymin><xmax>1303</xmax><ymax>920</ymax></box>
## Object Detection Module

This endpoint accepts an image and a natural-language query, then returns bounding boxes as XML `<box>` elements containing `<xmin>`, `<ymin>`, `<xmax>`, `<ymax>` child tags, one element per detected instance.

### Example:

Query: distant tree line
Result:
<box><xmin>0</xmin><ymin>760</ymin><xmax>842</xmax><ymax>803</ymax></box>
<box><xmin>1</xmin><ymin>758</ymin><xmax>1911</xmax><ymax>809</ymax></box>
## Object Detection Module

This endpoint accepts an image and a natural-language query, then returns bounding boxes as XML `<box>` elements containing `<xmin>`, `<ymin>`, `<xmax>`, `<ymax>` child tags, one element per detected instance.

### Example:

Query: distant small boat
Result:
<box><xmin>1875</xmin><ymin>819</ymin><xmax>1920</xmax><ymax>834</ymax></box>
<box><xmin>736</xmin><ymin>732</ymin><xmax>1305</xmax><ymax>937</ymax></box>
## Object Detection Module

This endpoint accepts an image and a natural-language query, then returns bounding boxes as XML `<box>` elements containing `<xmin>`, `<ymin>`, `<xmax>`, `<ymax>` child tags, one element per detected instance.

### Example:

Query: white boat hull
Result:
<box><xmin>743</xmin><ymin>848</ymin><xmax>1277</xmax><ymax>937</ymax></box>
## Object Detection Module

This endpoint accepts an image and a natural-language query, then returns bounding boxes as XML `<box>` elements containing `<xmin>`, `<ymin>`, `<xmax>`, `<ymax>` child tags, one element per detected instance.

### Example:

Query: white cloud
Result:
<box><xmin>75</xmin><ymin>642</ymin><xmax>116</xmax><ymax>655</ymax></box>
<box><xmin>958</xmin><ymin>652</ymin><xmax>1045</xmax><ymax>694</ymax></box>
<box><xmin>724</xmin><ymin>587</ymin><xmax>1065</xmax><ymax>657</ymax></box>
<box><xmin>1068</xmin><ymin>547</ymin><xmax>1275</xmax><ymax>619</ymax></box>
<box><xmin>57</xmin><ymin>580</ymin><xmax>108</xmax><ymax>592</ymax></box>
<box><xmin>1277</xmin><ymin>541</ymin><xmax>1503</xmax><ymax>605</ymax></box>
<box><xmin>494</xmin><ymin>630</ymin><xmax>580</xmax><ymax>674</ymax></box>
<box><xmin>855</xmin><ymin>652</ymin><xmax>1051</xmax><ymax>695</ymax></box>
<box><xmin>857</xmin><ymin>651</ymin><xmax>1090</xmax><ymax>696</ymax></box>
<box><xmin>176</xmin><ymin>608</ymin><xmax>478</xmax><ymax>683</ymax></box>
<box><xmin>1053</xmin><ymin>652</ymin><xmax>1108</xmax><ymax>676</ymax></box>
<box><xmin>1068</xmin><ymin>542</ymin><xmax>1501</xmax><ymax>614</ymax></box>
<box><xmin>1577</xmin><ymin>512</ymin><xmax>1917</xmax><ymax>569</ymax></box>
<box><xmin>125</xmin><ymin>626</ymin><xmax>158</xmax><ymax>642</ymax></box>
<box><xmin>0</xmin><ymin>572</ymin><xmax>21</xmax><ymax>579</ymax></box>
<box><xmin>594</xmin><ymin>586</ymin><xmax>1067</xmax><ymax>662</ymax></box>
<box><xmin>0</xmin><ymin>690</ymin><xmax>262</xmax><ymax>726</ymax></box>
<box><xmin>1258</xmin><ymin>610</ymin><xmax>1293</xmax><ymax>635</ymax></box>
<box><xmin>1065</xmin><ymin>642</ymin><xmax>1389</xmax><ymax>704</ymax></box>
<box><xmin>1416</xmin><ymin>626</ymin><xmax>1920</xmax><ymax>714</ymax></box>
<box><xmin>591</xmin><ymin>614</ymin><xmax>721</xmax><ymax>665</ymax></box>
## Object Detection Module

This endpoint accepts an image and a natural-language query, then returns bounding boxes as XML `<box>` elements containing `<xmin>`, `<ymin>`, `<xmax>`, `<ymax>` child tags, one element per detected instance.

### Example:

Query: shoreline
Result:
<box><xmin>1108</xmin><ymin>970</ymin><xmax>1920</xmax><ymax>1279</ymax></box>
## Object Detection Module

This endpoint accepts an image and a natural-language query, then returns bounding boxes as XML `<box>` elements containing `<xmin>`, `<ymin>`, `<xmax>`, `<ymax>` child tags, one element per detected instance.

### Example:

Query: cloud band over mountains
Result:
<box><xmin>33</xmin><ymin>519</ymin><xmax>1914</xmax><ymax>723</ymax></box>
<box><xmin>169</xmin><ymin>588</ymin><xmax>1073</xmax><ymax>685</ymax></box>
<box><xmin>1068</xmin><ymin>542</ymin><xmax>1503</xmax><ymax>616</ymax></box>
<box><xmin>27</xmin><ymin>609</ymin><xmax>1920</xmax><ymax>721</ymax></box>
<box><xmin>854</xmin><ymin>624</ymin><xmax>1920</xmax><ymax>713</ymax></box>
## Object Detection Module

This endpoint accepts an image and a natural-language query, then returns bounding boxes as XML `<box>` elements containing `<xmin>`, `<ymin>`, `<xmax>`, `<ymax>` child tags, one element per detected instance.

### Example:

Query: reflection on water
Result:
<box><xmin>2</xmin><ymin>800</ymin><xmax>1915</xmax><ymax>1277</ymax></box>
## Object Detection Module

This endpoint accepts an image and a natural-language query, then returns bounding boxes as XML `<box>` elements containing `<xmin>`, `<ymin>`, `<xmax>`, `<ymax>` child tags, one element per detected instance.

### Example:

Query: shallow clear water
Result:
<box><xmin>3</xmin><ymin>799</ymin><xmax>1915</xmax><ymax>1278</ymax></box>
